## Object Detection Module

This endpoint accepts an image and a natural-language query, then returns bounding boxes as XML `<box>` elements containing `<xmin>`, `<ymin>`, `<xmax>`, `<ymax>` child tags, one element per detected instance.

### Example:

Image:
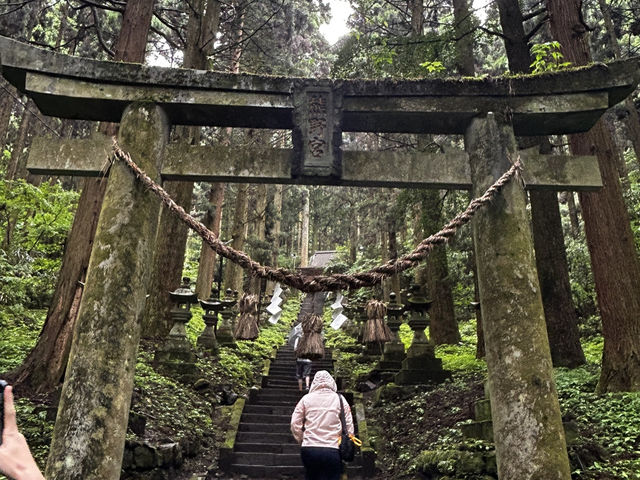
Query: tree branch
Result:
<box><xmin>524</xmin><ymin>15</ymin><xmax>549</xmax><ymax>42</ymax></box>
<box><xmin>75</xmin><ymin>0</ymin><xmax>124</xmax><ymax>14</ymax></box>
<box><xmin>478</xmin><ymin>25</ymin><xmax>508</xmax><ymax>40</ymax></box>
<box><xmin>522</xmin><ymin>6</ymin><xmax>546</xmax><ymax>22</ymax></box>
<box><xmin>90</xmin><ymin>6</ymin><xmax>115</xmax><ymax>57</ymax></box>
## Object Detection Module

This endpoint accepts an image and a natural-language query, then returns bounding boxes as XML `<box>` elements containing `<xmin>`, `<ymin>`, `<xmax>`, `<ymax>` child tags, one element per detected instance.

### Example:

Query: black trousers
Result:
<box><xmin>300</xmin><ymin>446</ymin><xmax>342</xmax><ymax>480</ymax></box>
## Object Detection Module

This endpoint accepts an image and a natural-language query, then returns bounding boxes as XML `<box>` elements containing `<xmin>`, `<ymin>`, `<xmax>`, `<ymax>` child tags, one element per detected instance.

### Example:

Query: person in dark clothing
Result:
<box><xmin>296</xmin><ymin>357</ymin><xmax>312</xmax><ymax>392</ymax></box>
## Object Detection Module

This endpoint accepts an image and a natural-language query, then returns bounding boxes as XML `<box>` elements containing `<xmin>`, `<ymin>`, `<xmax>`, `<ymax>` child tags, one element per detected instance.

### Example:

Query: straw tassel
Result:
<box><xmin>362</xmin><ymin>300</ymin><xmax>391</xmax><ymax>343</ymax></box>
<box><xmin>234</xmin><ymin>293</ymin><xmax>259</xmax><ymax>340</ymax></box>
<box><xmin>295</xmin><ymin>313</ymin><xmax>325</xmax><ymax>360</ymax></box>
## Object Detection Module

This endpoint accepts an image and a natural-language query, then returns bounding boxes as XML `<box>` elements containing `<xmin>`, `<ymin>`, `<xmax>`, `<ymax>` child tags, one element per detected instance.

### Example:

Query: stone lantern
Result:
<box><xmin>197</xmin><ymin>287</ymin><xmax>222</xmax><ymax>354</ymax></box>
<box><xmin>395</xmin><ymin>284</ymin><xmax>450</xmax><ymax>385</ymax></box>
<box><xmin>155</xmin><ymin>277</ymin><xmax>197</xmax><ymax>378</ymax></box>
<box><xmin>216</xmin><ymin>288</ymin><xmax>237</xmax><ymax>347</ymax></box>
<box><xmin>375</xmin><ymin>292</ymin><xmax>407</xmax><ymax>372</ymax></box>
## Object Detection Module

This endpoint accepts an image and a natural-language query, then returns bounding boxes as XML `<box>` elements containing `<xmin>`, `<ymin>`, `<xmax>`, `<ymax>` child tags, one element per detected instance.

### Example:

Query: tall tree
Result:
<box><xmin>5</xmin><ymin>99</ymin><xmax>34</xmax><ymax>181</ymax></box>
<box><xmin>11</xmin><ymin>0</ymin><xmax>156</xmax><ymax>392</ymax></box>
<box><xmin>195</xmin><ymin>182</ymin><xmax>226</xmax><ymax>298</ymax></box>
<box><xmin>452</xmin><ymin>0</ymin><xmax>475</xmax><ymax>76</ymax></box>
<box><xmin>248</xmin><ymin>183</ymin><xmax>269</xmax><ymax>294</ymax></box>
<box><xmin>597</xmin><ymin>0</ymin><xmax>640</xmax><ymax>167</ymax></box>
<box><xmin>300</xmin><ymin>187</ymin><xmax>310</xmax><ymax>267</ymax></box>
<box><xmin>496</xmin><ymin>0</ymin><xmax>585</xmax><ymax>367</ymax></box>
<box><xmin>420</xmin><ymin>190</ymin><xmax>460</xmax><ymax>344</ymax></box>
<box><xmin>271</xmin><ymin>183</ymin><xmax>284</xmax><ymax>267</ymax></box>
<box><xmin>0</xmin><ymin>80</ymin><xmax>16</xmax><ymax>152</ymax></box>
<box><xmin>142</xmin><ymin>0</ymin><xmax>221</xmax><ymax>337</ymax></box>
<box><xmin>412</xmin><ymin>1</ymin><xmax>460</xmax><ymax>345</ymax></box>
<box><xmin>192</xmin><ymin>0</ymin><xmax>226</xmax><ymax>300</ymax></box>
<box><xmin>546</xmin><ymin>0</ymin><xmax>640</xmax><ymax>391</ymax></box>
<box><xmin>224</xmin><ymin>183</ymin><xmax>249</xmax><ymax>292</ymax></box>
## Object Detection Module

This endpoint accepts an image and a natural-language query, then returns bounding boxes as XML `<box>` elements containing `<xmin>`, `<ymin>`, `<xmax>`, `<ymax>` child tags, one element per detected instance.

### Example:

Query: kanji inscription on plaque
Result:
<box><xmin>308</xmin><ymin>93</ymin><xmax>328</xmax><ymax>158</ymax></box>
<box><xmin>293</xmin><ymin>84</ymin><xmax>342</xmax><ymax>178</ymax></box>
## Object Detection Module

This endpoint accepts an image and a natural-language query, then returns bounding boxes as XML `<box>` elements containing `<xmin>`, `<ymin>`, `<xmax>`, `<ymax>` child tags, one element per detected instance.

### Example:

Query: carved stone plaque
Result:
<box><xmin>292</xmin><ymin>83</ymin><xmax>343</xmax><ymax>178</ymax></box>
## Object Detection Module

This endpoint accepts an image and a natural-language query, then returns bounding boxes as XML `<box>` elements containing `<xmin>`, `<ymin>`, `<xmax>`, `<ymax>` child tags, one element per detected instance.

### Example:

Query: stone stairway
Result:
<box><xmin>222</xmin><ymin>293</ymin><xmax>372</xmax><ymax>478</ymax></box>
<box><xmin>226</xmin><ymin>345</ymin><xmax>337</xmax><ymax>477</ymax></box>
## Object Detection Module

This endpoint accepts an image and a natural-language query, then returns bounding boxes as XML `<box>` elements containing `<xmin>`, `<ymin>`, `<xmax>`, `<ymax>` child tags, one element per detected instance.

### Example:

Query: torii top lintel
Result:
<box><xmin>1</xmin><ymin>35</ymin><xmax>638</xmax><ymax>137</ymax></box>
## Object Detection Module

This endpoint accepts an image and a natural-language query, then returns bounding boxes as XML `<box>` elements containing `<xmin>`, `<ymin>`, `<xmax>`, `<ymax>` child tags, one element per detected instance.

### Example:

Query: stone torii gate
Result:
<box><xmin>1</xmin><ymin>35</ymin><xmax>638</xmax><ymax>480</ymax></box>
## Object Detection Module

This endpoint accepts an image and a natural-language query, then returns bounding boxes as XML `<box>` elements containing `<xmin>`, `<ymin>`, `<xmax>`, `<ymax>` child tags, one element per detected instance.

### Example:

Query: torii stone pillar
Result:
<box><xmin>45</xmin><ymin>103</ymin><xmax>168</xmax><ymax>480</ymax></box>
<box><xmin>466</xmin><ymin>113</ymin><xmax>571</xmax><ymax>480</ymax></box>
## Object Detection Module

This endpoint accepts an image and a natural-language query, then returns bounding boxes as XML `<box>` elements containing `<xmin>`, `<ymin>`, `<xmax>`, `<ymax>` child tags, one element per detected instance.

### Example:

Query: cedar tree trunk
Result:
<box><xmin>546</xmin><ymin>0</ymin><xmax>640</xmax><ymax>391</ymax></box>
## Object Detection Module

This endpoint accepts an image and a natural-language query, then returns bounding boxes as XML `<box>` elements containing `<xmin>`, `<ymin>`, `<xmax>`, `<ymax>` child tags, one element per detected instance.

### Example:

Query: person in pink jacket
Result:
<box><xmin>290</xmin><ymin>370</ymin><xmax>354</xmax><ymax>480</ymax></box>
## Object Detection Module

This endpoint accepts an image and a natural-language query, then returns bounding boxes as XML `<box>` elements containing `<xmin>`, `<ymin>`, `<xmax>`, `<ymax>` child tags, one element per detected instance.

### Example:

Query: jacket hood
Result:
<box><xmin>309</xmin><ymin>370</ymin><xmax>337</xmax><ymax>393</ymax></box>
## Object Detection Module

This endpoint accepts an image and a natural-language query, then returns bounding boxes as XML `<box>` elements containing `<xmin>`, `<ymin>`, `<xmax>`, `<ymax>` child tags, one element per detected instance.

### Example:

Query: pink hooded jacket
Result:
<box><xmin>290</xmin><ymin>370</ymin><xmax>355</xmax><ymax>448</ymax></box>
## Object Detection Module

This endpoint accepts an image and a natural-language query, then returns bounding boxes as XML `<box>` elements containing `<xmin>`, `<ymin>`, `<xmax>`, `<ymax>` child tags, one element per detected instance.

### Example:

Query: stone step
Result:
<box><xmin>241</xmin><ymin>413</ymin><xmax>291</xmax><ymax>424</ymax></box>
<box><xmin>268</xmin><ymin>363</ymin><xmax>334</xmax><ymax>372</ymax></box>
<box><xmin>265</xmin><ymin>372</ymin><xmax>298</xmax><ymax>382</ymax></box>
<box><xmin>255</xmin><ymin>393</ymin><xmax>303</xmax><ymax>403</ymax></box>
<box><xmin>259</xmin><ymin>384</ymin><xmax>305</xmax><ymax>391</ymax></box>
<box><xmin>234</xmin><ymin>442</ymin><xmax>300</xmax><ymax>454</ymax></box>
<box><xmin>258</xmin><ymin>387</ymin><xmax>307</xmax><ymax>397</ymax></box>
<box><xmin>267</xmin><ymin>368</ymin><xmax>333</xmax><ymax>376</ymax></box>
<box><xmin>229</xmin><ymin>464</ymin><xmax>363</xmax><ymax>478</ymax></box>
<box><xmin>265</xmin><ymin>381</ymin><xmax>301</xmax><ymax>389</ymax></box>
<box><xmin>235</xmin><ymin>431</ymin><xmax>297</xmax><ymax>444</ymax></box>
<box><xmin>264</xmin><ymin>384</ymin><xmax>302</xmax><ymax>392</ymax></box>
<box><xmin>238</xmin><ymin>422</ymin><xmax>290</xmax><ymax>433</ymax></box>
<box><xmin>272</xmin><ymin>354</ymin><xmax>333</xmax><ymax>359</ymax></box>
<box><xmin>274</xmin><ymin>353</ymin><xmax>333</xmax><ymax>359</ymax></box>
<box><xmin>249</xmin><ymin>399</ymin><xmax>298</xmax><ymax>407</ymax></box>
<box><xmin>229</xmin><ymin>463</ymin><xmax>304</xmax><ymax>477</ymax></box>
<box><xmin>276</xmin><ymin>349</ymin><xmax>333</xmax><ymax>355</ymax></box>
<box><xmin>270</xmin><ymin>358</ymin><xmax>334</xmax><ymax>364</ymax></box>
<box><xmin>233</xmin><ymin>452</ymin><xmax>301</xmax><ymax>466</ymax></box>
<box><xmin>271</xmin><ymin>357</ymin><xmax>328</xmax><ymax>363</ymax></box>
<box><xmin>244</xmin><ymin>405</ymin><xmax>294</xmax><ymax>416</ymax></box>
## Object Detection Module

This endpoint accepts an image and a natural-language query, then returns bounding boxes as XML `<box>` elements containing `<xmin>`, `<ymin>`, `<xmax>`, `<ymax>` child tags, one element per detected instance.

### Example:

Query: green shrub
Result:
<box><xmin>0</xmin><ymin>309</ymin><xmax>45</xmax><ymax>372</ymax></box>
<box><xmin>0</xmin><ymin>179</ymin><xmax>78</xmax><ymax>308</ymax></box>
<box><xmin>436</xmin><ymin>344</ymin><xmax>486</xmax><ymax>373</ymax></box>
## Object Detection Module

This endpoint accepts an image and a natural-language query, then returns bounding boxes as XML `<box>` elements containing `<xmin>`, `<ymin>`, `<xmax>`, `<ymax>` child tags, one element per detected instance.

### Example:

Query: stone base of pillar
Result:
<box><xmin>197</xmin><ymin>332</ymin><xmax>219</xmax><ymax>355</ymax></box>
<box><xmin>372</xmin><ymin>343</ymin><xmax>405</xmax><ymax>374</ymax></box>
<box><xmin>216</xmin><ymin>327</ymin><xmax>236</xmax><ymax>348</ymax></box>
<box><xmin>394</xmin><ymin>353</ymin><xmax>451</xmax><ymax>385</ymax></box>
<box><xmin>375</xmin><ymin>359</ymin><xmax>403</xmax><ymax>371</ymax></box>
<box><xmin>155</xmin><ymin>336</ymin><xmax>197</xmax><ymax>379</ymax></box>
<box><xmin>364</xmin><ymin>342</ymin><xmax>383</xmax><ymax>356</ymax></box>
<box><xmin>461</xmin><ymin>419</ymin><xmax>494</xmax><ymax>442</ymax></box>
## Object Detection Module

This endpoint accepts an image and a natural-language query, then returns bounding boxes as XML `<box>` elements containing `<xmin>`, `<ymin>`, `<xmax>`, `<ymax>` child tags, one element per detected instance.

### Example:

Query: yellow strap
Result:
<box><xmin>349</xmin><ymin>434</ymin><xmax>363</xmax><ymax>447</ymax></box>
<box><xmin>338</xmin><ymin>434</ymin><xmax>363</xmax><ymax>447</ymax></box>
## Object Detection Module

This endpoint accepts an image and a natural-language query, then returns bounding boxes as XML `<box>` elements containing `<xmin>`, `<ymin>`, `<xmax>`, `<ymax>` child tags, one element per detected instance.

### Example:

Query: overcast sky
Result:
<box><xmin>319</xmin><ymin>0</ymin><xmax>492</xmax><ymax>45</ymax></box>
<box><xmin>319</xmin><ymin>0</ymin><xmax>353</xmax><ymax>44</ymax></box>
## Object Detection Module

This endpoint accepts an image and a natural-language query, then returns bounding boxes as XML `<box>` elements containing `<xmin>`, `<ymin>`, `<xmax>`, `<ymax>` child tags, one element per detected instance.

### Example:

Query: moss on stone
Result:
<box><xmin>416</xmin><ymin>449</ymin><xmax>492</xmax><ymax>477</ymax></box>
<box><xmin>45</xmin><ymin>103</ymin><xmax>168</xmax><ymax>480</ymax></box>
<box><xmin>221</xmin><ymin>398</ymin><xmax>245</xmax><ymax>451</ymax></box>
<box><xmin>466</xmin><ymin>114</ymin><xmax>571</xmax><ymax>479</ymax></box>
